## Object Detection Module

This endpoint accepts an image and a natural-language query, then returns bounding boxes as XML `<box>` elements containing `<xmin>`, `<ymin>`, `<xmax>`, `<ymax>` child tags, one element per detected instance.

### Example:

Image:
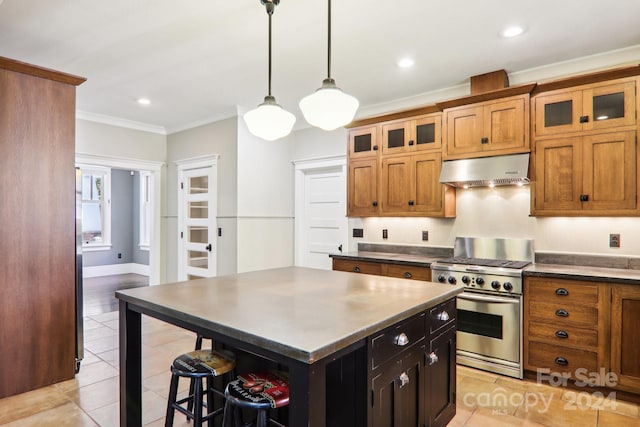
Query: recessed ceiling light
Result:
<box><xmin>137</xmin><ymin>98</ymin><xmax>151</xmax><ymax>105</ymax></box>
<box><xmin>397</xmin><ymin>58</ymin><xmax>415</xmax><ymax>69</ymax></box>
<box><xmin>501</xmin><ymin>26</ymin><xmax>525</xmax><ymax>38</ymax></box>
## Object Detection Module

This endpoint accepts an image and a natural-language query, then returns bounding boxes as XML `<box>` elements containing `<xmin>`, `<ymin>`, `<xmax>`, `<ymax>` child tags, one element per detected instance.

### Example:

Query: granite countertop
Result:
<box><xmin>331</xmin><ymin>248</ymin><xmax>640</xmax><ymax>285</ymax></box>
<box><xmin>116</xmin><ymin>267</ymin><xmax>464</xmax><ymax>364</ymax></box>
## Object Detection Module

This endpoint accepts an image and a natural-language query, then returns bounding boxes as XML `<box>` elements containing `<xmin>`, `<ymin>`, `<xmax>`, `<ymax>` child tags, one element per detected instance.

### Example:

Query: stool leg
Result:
<box><xmin>193</xmin><ymin>377</ymin><xmax>204</xmax><ymax>427</ymax></box>
<box><xmin>256</xmin><ymin>409</ymin><xmax>267</xmax><ymax>427</ymax></box>
<box><xmin>206</xmin><ymin>376</ymin><xmax>214</xmax><ymax>427</ymax></box>
<box><xmin>165</xmin><ymin>372</ymin><xmax>179</xmax><ymax>427</ymax></box>
<box><xmin>188</xmin><ymin>335</ymin><xmax>204</xmax><ymax>417</ymax></box>
<box><xmin>222</xmin><ymin>400</ymin><xmax>233</xmax><ymax>427</ymax></box>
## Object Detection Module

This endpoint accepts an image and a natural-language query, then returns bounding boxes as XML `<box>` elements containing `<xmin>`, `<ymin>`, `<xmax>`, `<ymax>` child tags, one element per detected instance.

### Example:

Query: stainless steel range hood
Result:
<box><xmin>439</xmin><ymin>153</ymin><xmax>530</xmax><ymax>188</ymax></box>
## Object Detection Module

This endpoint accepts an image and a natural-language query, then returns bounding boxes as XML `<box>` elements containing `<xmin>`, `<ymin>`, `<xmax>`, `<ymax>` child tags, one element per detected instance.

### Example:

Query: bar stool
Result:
<box><xmin>223</xmin><ymin>371</ymin><xmax>289</xmax><ymax>427</ymax></box>
<box><xmin>165</xmin><ymin>348</ymin><xmax>236</xmax><ymax>427</ymax></box>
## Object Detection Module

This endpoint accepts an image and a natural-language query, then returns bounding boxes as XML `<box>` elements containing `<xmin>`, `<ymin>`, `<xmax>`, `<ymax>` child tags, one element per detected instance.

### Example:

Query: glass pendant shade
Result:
<box><xmin>299</xmin><ymin>78</ymin><xmax>359</xmax><ymax>130</ymax></box>
<box><xmin>244</xmin><ymin>95</ymin><xmax>296</xmax><ymax>141</ymax></box>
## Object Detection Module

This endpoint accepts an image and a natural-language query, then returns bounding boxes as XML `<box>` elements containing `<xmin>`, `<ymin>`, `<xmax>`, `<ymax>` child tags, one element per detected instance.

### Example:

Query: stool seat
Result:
<box><xmin>171</xmin><ymin>349</ymin><xmax>236</xmax><ymax>377</ymax></box>
<box><xmin>226</xmin><ymin>371</ymin><xmax>289</xmax><ymax>409</ymax></box>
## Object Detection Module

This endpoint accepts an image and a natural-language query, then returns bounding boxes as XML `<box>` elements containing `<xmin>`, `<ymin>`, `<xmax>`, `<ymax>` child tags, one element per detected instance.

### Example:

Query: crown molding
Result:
<box><xmin>76</xmin><ymin>110</ymin><xmax>167</xmax><ymax>135</ymax></box>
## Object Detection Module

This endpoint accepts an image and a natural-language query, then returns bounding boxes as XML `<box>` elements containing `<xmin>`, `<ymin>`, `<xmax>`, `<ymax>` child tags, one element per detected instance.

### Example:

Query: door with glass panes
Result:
<box><xmin>178</xmin><ymin>165</ymin><xmax>217</xmax><ymax>280</ymax></box>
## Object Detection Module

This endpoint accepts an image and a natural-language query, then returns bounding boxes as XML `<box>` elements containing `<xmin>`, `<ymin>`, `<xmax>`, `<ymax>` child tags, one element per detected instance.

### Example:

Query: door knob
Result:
<box><xmin>205</xmin><ymin>243</ymin><xmax>212</xmax><ymax>252</ymax></box>
<box><xmin>338</xmin><ymin>244</ymin><xmax>343</xmax><ymax>253</ymax></box>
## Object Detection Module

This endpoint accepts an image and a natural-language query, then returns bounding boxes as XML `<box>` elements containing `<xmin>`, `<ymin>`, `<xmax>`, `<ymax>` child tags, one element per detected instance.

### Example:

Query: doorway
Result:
<box><xmin>294</xmin><ymin>156</ymin><xmax>348</xmax><ymax>270</ymax></box>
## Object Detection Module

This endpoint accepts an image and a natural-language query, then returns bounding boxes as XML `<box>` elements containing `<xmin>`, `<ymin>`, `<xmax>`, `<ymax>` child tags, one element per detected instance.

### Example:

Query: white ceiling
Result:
<box><xmin>1</xmin><ymin>0</ymin><xmax>640</xmax><ymax>134</ymax></box>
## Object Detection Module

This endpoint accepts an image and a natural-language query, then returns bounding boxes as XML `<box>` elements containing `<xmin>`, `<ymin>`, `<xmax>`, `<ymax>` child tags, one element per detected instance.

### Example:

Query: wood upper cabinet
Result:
<box><xmin>610</xmin><ymin>284</ymin><xmax>640</xmax><ymax>393</ymax></box>
<box><xmin>532</xmin><ymin>131</ymin><xmax>637</xmax><ymax>215</ymax></box>
<box><xmin>349</xmin><ymin>125</ymin><xmax>379</xmax><ymax>159</ymax></box>
<box><xmin>381</xmin><ymin>113</ymin><xmax>442</xmax><ymax>156</ymax></box>
<box><xmin>380</xmin><ymin>153</ymin><xmax>455</xmax><ymax>217</ymax></box>
<box><xmin>534</xmin><ymin>77</ymin><xmax>638</xmax><ymax>137</ymax></box>
<box><xmin>444</xmin><ymin>95</ymin><xmax>528</xmax><ymax>158</ymax></box>
<box><xmin>348</xmin><ymin>158</ymin><xmax>378</xmax><ymax>216</ymax></box>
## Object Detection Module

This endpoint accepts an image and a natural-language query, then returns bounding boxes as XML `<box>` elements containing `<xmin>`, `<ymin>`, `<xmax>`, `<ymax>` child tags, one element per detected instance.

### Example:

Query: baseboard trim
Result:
<box><xmin>83</xmin><ymin>263</ymin><xmax>150</xmax><ymax>278</ymax></box>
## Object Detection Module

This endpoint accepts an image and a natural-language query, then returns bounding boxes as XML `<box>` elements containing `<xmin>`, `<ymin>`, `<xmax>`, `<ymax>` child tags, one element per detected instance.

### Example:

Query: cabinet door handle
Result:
<box><xmin>555</xmin><ymin>357</ymin><xmax>568</xmax><ymax>366</ymax></box>
<box><xmin>428</xmin><ymin>351</ymin><xmax>439</xmax><ymax>365</ymax></box>
<box><xmin>353</xmin><ymin>266</ymin><xmax>361</xmax><ymax>273</ymax></box>
<box><xmin>408</xmin><ymin>200</ymin><xmax>415</xmax><ymax>206</ymax></box>
<box><xmin>403</xmin><ymin>272</ymin><xmax>413</xmax><ymax>279</ymax></box>
<box><xmin>372</xmin><ymin>201</ymin><xmax>378</xmax><ymax>207</ymax></box>
<box><xmin>399</xmin><ymin>372</ymin><xmax>410</xmax><ymax>387</ymax></box>
<box><xmin>408</xmin><ymin>140</ymin><xmax>414</xmax><ymax>146</ymax></box>
<box><xmin>437</xmin><ymin>311</ymin><xmax>450</xmax><ymax>321</ymax></box>
<box><xmin>481</xmin><ymin>137</ymin><xmax>489</xmax><ymax>144</ymax></box>
<box><xmin>555</xmin><ymin>288</ymin><xmax>569</xmax><ymax>296</ymax></box>
<box><xmin>555</xmin><ymin>330</ymin><xmax>569</xmax><ymax>339</ymax></box>
<box><xmin>394</xmin><ymin>333</ymin><xmax>409</xmax><ymax>346</ymax></box>
<box><xmin>555</xmin><ymin>309</ymin><xmax>569</xmax><ymax>317</ymax></box>
<box><xmin>579</xmin><ymin>115</ymin><xmax>589</xmax><ymax>123</ymax></box>
<box><xmin>580</xmin><ymin>194</ymin><xmax>589</xmax><ymax>202</ymax></box>
<box><xmin>373</xmin><ymin>145</ymin><xmax>378</xmax><ymax>151</ymax></box>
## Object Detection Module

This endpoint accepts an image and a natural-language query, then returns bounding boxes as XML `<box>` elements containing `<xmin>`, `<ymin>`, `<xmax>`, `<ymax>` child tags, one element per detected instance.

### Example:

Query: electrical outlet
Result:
<box><xmin>382</xmin><ymin>229</ymin><xmax>388</xmax><ymax>239</ymax></box>
<box><xmin>422</xmin><ymin>230</ymin><xmax>429</xmax><ymax>241</ymax></box>
<box><xmin>117</xmin><ymin>253</ymin><xmax>122</xmax><ymax>259</ymax></box>
<box><xmin>353</xmin><ymin>228</ymin><xmax>363</xmax><ymax>238</ymax></box>
<box><xmin>610</xmin><ymin>234</ymin><xmax>620</xmax><ymax>248</ymax></box>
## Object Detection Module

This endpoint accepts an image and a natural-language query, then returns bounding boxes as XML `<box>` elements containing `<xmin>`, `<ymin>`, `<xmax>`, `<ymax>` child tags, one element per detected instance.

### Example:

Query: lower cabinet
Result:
<box><xmin>368</xmin><ymin>299</ymin><xmax>457</xmax><ymax>427</ymax></box>
<box><xmin>610</xmin><ymin>284</ymin><xmax>640</xmax><ymax>393</ymax></box>
<box><xmin>332</xmin><ymin>258</ymin><xmax>432</xmax><ymax>282</ymax></box>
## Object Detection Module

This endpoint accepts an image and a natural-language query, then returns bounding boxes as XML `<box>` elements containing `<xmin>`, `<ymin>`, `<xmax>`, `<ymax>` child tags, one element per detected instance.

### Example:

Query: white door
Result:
<box><xmin>178</xmin><ymin>162</ymin><xmax>217</xmax><ymax>280</ymax></box>
<box><xmin>295</xmin><ymin>158</ymin><xmax>348</xmax><ymax>270</ymax></box>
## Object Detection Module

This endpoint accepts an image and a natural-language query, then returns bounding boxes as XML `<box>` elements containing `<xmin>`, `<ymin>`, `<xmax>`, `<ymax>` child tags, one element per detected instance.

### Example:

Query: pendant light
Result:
<box><xmin>299</xmin><ymin>0</ymin><xmax>359</xmax><ymax>130</ymax></box>
<box><xmin>244</xmin><ymin>0</ymin><xmax>296</xmax><ymax>141</ymax></box>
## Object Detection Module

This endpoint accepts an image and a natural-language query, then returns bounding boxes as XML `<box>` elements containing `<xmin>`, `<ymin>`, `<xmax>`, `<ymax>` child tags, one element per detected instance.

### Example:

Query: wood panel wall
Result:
<box><xmin>0</xmin><ymin>57</ymin><xmax>85</xmax><ymax>398</ymax></box>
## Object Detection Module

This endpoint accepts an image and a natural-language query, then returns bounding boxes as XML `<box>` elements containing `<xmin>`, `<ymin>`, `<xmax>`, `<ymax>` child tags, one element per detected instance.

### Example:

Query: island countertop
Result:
<box><xmin>116</xmin><ymin>266</ymin><xmax>463</xmax><ymax>364</ymax></box>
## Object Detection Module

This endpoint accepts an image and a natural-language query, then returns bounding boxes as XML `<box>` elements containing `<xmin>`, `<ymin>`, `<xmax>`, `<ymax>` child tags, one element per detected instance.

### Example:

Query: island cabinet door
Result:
<box><xmin>370</xmin><ymin>345</ymin><xmax>425</xmax><ymax>427</ymax></box>
<box><xmin>425</xmin><ymin>325</ymin><xmax>457</xmax><ymax>427</ymax></box>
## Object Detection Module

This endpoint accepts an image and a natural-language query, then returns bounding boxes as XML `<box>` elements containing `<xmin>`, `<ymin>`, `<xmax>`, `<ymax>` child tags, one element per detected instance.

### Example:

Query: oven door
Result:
<box><xmin>456</xmin><ymin>291</ymin><xmax>521</xmax><ymax>364</ymax></box>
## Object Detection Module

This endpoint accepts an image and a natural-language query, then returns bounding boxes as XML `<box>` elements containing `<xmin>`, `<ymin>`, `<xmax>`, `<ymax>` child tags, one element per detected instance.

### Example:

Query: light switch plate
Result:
<box><xmin>382</xmin><ymin>229</ymin><xmax>388</xmax><ymax>239</ymax></box>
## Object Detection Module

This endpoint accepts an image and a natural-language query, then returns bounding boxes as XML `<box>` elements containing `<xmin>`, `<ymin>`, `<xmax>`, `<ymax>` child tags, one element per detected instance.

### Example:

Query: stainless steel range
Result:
<box><xmin>431</xmin><ymin>237</ymin><xmax>534</xmax><ymax>379</ymax></box>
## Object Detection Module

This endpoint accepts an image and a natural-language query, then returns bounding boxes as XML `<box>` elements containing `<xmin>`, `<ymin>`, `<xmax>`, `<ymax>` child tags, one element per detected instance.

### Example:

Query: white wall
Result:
<box><xmin>236</xmin><ymin>107</ymin><xmax>295</xmax><ymax>273</ymax></box>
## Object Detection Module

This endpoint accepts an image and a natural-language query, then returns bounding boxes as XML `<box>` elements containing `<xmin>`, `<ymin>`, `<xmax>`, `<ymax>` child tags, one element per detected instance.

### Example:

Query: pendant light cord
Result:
<box><xmin>327</xmin><ymin>0</ymin><xmax>332</xmax><ymax>80</ymax></box>
<box><xmin>268</xmin><ymin>8</ymin><xmax>273</xmax><ymax>97</ymax></box>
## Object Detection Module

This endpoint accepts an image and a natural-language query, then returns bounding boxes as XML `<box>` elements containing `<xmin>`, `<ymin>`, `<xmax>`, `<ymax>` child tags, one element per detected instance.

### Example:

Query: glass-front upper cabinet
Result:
<box><xmin>381</xmin><ymin>113</ymin><xmax>442</xmax><ymax>155</ymax></box>
<box><xmin>534</xmin><ymin>78</ymin><xmax>637</xmax><ymax>137</ymax></box>
<box><xmin>348</xmin><ymin>125</ymin><xmax>379</xmax><ymax>159</ymax></box>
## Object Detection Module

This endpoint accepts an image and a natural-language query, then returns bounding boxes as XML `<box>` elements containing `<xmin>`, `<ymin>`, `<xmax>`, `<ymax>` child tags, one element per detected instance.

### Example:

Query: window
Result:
<box><xmin>79</xmin><ymin>165</ymin><xmax>111</xmax><ymax>250</ymax></box>
<box><xmin>139</xmin><ymin>171</ymin><xmax>152</xmax><ymax>250</ymax></box>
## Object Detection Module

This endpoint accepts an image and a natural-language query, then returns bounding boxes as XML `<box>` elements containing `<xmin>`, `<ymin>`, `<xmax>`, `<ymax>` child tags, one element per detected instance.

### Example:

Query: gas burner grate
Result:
<box><xmin>436</xmin><ymin>257</ymin><xmax>531</xmax><ymax>269</ymax></box>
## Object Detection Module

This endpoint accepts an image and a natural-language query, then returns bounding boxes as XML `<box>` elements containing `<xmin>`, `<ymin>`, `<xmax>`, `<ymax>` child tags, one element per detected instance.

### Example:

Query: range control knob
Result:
<box><xmin>448</xmin><ymin>276</ymin><xmax>457</xmax><ymax>285</ymax></box>
<box><xmin>461</xmin><ymin>275</ymin><xmax>470</xmax><ymax>284</ymax></box>
<box><xmin>491</xmin><ymin>280</ymin><xmax>501</xmax><ymax>290</ymax></box>
<box><xmin>503</xmin><ymin>282</ymin><xmax>513</xmax><ymax>292</ymax></box>
<box><xmin>437</xmin><ymin>275</ymin><xmax>447</xmax><ymax>283</ymax></box>
<box><xmin>476</xmin><ymin>277</ymin><xmax>485</xmax><ymax>286</ymax></box>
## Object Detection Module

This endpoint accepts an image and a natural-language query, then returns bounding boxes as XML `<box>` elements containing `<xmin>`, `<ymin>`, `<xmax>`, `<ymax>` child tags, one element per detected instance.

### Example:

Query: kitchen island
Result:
<box><xmin>116</xmin><ymin>266</ymin><xmax>463</xmax><ymax>426</ymax></box>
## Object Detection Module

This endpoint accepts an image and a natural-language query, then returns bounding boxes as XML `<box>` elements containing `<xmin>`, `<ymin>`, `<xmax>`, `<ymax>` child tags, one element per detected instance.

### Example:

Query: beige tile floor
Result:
<box><xmin>1</xmin><ymin>310</ymin><xmax>639</xmax><ymax>426</ymax></box>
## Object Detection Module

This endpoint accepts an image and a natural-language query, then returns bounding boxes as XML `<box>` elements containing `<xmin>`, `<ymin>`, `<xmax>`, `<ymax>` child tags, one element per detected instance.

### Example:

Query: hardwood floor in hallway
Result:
<box><xmin>83</xmin><ymin>273</ymin><xmax>149</xmax><ymax>316</ymax></box>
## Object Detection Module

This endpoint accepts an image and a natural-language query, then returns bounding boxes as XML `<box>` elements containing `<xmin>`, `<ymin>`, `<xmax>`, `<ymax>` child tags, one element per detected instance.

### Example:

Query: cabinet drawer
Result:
<box><xmin>528</xmin><ymin>301</ymin><xmax>598</xmax><ymax>327</ymax></box>
<box><xmin>371</xmin><ymin>313</ymin><xmax>426</xmax><ymax>370</ymax></box>
<box><xmin>527</xmin><ymin>341</ymin><xmax>597</xmax><ymax>376</ymax></box>
<box><xmin>527</xmin><ymin>322</ymin><xmax>598</xmax><ymax>349</ymax></box>
<box><xmin>385</xmin><ymin>264</ymin><xmax>431</xmax><ymax>281</ymax></box>
<box><xmin>526</xmin><ymin>279</ymin><xmax>598</xmax><ymax>305</ymax></box>
<box><xmin>332</xmin><ymin>259</ymin><xmax>382</xmax><ymax>275</ymax></box>
<box><xmin>428</xmin><ymin>298</ymin><xmax>456</xmax><ymax>337</ymax></box>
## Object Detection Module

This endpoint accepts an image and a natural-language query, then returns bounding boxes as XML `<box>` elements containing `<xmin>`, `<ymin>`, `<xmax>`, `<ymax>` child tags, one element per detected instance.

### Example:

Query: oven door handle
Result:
<box><xmin>458</xmin><ymin>292</ymin><xmax>520</xmax><ymax>304</ymax></box>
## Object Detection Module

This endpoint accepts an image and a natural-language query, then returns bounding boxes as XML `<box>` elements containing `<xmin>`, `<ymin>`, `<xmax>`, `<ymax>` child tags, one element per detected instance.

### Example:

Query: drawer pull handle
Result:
<box><xmin>555</xmin><ymin>309</ymin><xmax>569</xmax><ymax>317</ymax></box>
<box><xmin>555</xmin><ymin>357</ymin><xmax>568</xmax><ymax>366</ymax></box>
<box><xmin>394</xmin><ymin>333</ymin><xmax>409</xmax><ymax>346</ymax></box>
<box><xmin>555</xmin><ymin>288</ymin><xmax>569</xmax><ymax>296</ymax></box>
<box><xmin>404</xmin><ymin>271</ymin><xmax>413</xmax><ymax>279</ymax></box>
<box><xmin>353</xmin><ymin>266</ymin><xmax>361</xmax><ymax>273</ymax></box>
<box><xmin>399</xmin><ymin>372</ymin><xmax>410</xmax><ymax>387</ymax></box>
<box><xmin>437</xmin><ymin>311</ymin><xmax>450</xmax><ymax>322</ymax></box>
<box><xmin>555</xmin><ymin>330</ymin><xmax>569</xmax><ymax>339</ymax></box>
<box><xmin>428</xmin><ymin>351</ymin><xmax>439</xmax><ymax>365</ymax></box>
